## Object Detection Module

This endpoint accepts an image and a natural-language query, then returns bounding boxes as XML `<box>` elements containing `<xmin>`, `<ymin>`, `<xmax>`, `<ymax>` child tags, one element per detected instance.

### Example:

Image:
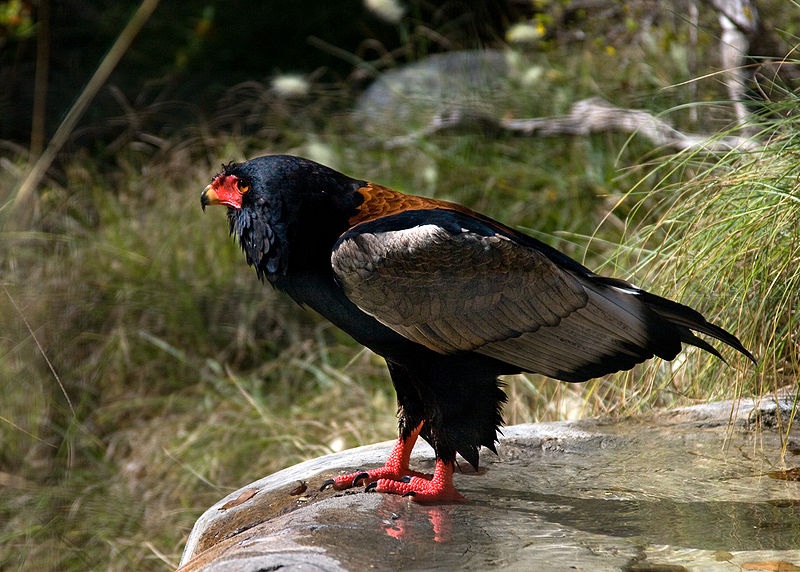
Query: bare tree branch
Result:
<box><xmin>383</xmin><ymin>97</ymin><xmax>758</xmax><ymax>152</ymax></box>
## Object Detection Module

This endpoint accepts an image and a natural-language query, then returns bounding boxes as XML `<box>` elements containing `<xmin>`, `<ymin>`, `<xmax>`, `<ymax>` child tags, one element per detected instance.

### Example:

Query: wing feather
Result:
<box><xmin>331</xmin><ymin>215</ymin><xmax>677</xmax><ymax>381</ymax></box>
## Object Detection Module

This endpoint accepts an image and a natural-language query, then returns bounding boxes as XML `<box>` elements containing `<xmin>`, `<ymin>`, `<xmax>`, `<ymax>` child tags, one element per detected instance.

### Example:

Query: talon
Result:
<box><xmin>402</xmin><ymin>491</ymin><xmax>417</xmax><ymax>497</ymax></box>
<box><xmin>352</xmin><ymin>472</ymin><xmax>371</xmax><ymax>487</ymax></box>
<box><xmin>365</xmin><ymin>481</ymin><xmax>378</xmax><ymax>493</ymax></box>
<box><xmin>320</xmin><ymin>478</ymin><xmax>335</xmax><ymax>491</ymax></box>
<box><xmin>400</xmin><ymin>475</ymin><xmax>412</xmax><ymax>483</ymax></box>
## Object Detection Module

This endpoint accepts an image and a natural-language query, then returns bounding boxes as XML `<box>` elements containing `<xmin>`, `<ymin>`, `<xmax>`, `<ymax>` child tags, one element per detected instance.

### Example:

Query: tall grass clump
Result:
<box><xmin>586</xmin><ymin>102</ymin><xmax>800</xmax><ymax>427</ymax></box>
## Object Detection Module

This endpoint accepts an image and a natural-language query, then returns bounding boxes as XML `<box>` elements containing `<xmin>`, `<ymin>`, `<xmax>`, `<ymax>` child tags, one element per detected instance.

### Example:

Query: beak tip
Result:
<box><xmin>200</xmin><ymin>184</ymin><xmax>213</xmax><ymax>211</ymax></box>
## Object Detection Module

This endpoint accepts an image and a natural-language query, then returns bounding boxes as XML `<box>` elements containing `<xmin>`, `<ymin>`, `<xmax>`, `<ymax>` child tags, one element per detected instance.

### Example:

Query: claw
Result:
<box><xmin>320</xmin><ymin>478</ymin><xmax>335</xmax><ymax>491</ymax></box>
<box><xmin>400</xmin><ymin>475</ymin><xmax>412</xmax><ymax>483</ymax></box>
<box><xmin>352</xmin><ymin>472</ymin><xmax>371</xmax><ymax>487</ymax></box>
<box><xmin>365</xmin><ymin>481</ymin><xmax>378</xmax><ymax>493</ymax></box>
<box><xmin>402</xmin><ymin>491</ymin><xmax>417</xmax><ymax>498</ymax></box>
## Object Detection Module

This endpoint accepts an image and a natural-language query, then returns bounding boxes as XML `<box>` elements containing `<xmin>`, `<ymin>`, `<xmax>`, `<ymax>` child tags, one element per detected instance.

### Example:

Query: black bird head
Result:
<box><xmin>201</xmin><ymin>155</ymin><xmax>365</xmax><ymax>283</ymax></box>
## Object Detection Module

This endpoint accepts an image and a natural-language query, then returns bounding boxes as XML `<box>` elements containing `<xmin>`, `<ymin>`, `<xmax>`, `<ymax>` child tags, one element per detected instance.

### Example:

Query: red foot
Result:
<box><xmin>372</xmin><ymin>459</ymin><xmax>465</xmax><ymax>503</ymax></box>
<box><xmin>320</xmin><ymin>424</ymin><xmax>466</xmax><ymax>503</ymax></box>
<box><xmin>326</xmin><ymin>464</ymin><xmax>429</xmax><ymax>491</ymax></box>
<box><xmin>323</xmin><ymin>424</ymin><xmax>426</xmax><ymax>491</ymax></box>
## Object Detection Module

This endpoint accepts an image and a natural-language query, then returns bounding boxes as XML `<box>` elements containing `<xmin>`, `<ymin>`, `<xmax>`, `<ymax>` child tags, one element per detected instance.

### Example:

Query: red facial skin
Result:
<box><xmin>202</xmin><ymin>174</ymin><xmax>246</xmax><ymax>209</ymax></box>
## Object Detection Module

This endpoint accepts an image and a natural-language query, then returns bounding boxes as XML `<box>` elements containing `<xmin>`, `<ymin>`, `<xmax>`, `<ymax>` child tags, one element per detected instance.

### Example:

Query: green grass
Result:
<box><xmin>1</xmin><ymin>5</ymin><xmax>799</xmax><ymax>569</ymax></box>
<box><xmin>591</xmin><ymin>117</ymin><xmax>800</xmax><ymax>419</ymax></box>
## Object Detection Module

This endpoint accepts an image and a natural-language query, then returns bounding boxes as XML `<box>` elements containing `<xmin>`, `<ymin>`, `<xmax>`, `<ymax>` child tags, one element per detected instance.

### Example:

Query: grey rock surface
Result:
<box><xmin>178</xmin><ymin>398</ymin><xmax>800</xmax><ymax>571</ymax></box>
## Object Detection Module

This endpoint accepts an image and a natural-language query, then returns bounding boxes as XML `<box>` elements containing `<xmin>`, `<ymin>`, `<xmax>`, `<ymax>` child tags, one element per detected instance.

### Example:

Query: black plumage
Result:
<box><xmin>201</xmin><ymin>154</ymin><xmax>755</xmax><ymax>502</ymax></box>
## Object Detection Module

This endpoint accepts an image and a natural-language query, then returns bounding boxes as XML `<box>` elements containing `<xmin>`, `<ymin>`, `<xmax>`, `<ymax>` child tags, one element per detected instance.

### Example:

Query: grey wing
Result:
<box><xmin>331</xmin><ymin>223</ymin><xmax>669</xmax><ymax>381</ymax></box>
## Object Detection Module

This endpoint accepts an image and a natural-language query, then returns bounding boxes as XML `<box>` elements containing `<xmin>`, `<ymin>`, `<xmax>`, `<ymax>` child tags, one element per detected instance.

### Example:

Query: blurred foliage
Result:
<box><xmin>0</xmin><ymin>0</ymin><xmax>799</xmax><ymax>569</ymax></box>
<box><xmin>0</xmin><ymin>0</ymin><xmax>34</xmax><ymax>41</ymax></box>
<box><xmin>0</xmin><ymin>0</ymin><xmax>525</xmax><ymax>142</ymax></box>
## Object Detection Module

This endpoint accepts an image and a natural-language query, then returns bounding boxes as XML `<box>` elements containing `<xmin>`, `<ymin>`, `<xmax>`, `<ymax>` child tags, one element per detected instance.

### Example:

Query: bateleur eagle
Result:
<box><xmin>201</xmin><ymin>154</ymin><xmax>755</xmax><ymax>503</ymax></box>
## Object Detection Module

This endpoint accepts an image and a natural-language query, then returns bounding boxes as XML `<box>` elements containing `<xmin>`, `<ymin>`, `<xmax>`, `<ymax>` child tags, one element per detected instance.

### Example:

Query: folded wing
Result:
<box><xmin>331</xmin><ymin>209</ymin><xmax>752</xmax><ymax>382</ymax></box>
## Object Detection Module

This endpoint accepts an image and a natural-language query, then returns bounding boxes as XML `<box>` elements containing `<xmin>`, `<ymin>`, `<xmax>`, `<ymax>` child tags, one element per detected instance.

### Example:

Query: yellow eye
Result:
<box><xmin>236</xmin><ymin>179</ymin><xmax>250</xmax><ymax>194</ymax></box>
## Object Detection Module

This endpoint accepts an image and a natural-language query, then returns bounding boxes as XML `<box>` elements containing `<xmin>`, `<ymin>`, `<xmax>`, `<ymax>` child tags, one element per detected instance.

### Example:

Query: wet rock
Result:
<box><xmin>179</xmin><ymin>398</ymin><xmax>800</xmax><ymax>571</ymax></box>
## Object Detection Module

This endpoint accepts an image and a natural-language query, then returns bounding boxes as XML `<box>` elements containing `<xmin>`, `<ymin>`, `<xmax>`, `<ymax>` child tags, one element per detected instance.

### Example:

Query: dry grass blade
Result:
<box><xmin>10</xmin><ymin>0</ymin><xmax>161</xmax><ymax>218</ymax></box>
<box><xmin>2</xmin><ymin>284</ymin><xmax>74</xmax><ymax>416</ymax></box>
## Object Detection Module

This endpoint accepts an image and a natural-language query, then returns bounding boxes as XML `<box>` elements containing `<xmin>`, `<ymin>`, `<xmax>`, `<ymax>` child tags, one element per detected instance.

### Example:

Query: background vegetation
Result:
<box><xmin>1</xmin><ymin>0</ymin><xmax>798</xmax><ymax>569</ymax></box>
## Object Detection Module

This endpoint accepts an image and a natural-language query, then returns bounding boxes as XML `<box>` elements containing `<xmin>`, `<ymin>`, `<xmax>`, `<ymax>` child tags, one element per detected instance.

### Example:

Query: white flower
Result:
<box><xmin>271</xmin><ymin>74</ymin><xmax>310</xmax><ymax>98</ymax></box>
<box><xmin>365</xmin><ymin>0</ymin><xmax>405</xmax><ymax>24</ymax></box>
<box><xmin>506</xmin><ymin>22</ymin><xmax>544</xmax><ymax>45</ymax></box>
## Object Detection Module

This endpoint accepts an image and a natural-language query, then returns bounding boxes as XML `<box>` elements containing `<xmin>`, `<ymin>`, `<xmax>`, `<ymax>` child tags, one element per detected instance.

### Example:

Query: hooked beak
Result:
<box><xmin>200</xmin><ymin>184</ymin><xmax>218</xmax><ymax>211</ymax></box>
